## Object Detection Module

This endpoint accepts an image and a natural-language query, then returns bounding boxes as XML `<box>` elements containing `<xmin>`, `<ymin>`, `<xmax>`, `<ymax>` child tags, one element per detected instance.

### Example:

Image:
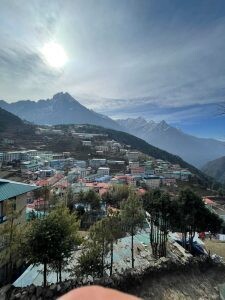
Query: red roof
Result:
<box><xmin>203</xmin><ymin>197</ymin><xmax>215</xmax><ymax>205</ymax></box>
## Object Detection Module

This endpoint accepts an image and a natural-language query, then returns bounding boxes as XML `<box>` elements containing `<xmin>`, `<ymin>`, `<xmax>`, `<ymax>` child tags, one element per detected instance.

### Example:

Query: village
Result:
<box><xmin>1</xmin><ymin>127</ymin><xmax>225</xmax><ymax>295</ymax></box>
<box><xmin>0</xmin><ymin>128</ymin><xmax>194</xmax><ymax>220</ymax></box>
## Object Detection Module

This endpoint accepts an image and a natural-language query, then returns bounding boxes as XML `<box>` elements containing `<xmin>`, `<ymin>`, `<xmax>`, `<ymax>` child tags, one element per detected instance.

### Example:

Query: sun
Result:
<box><xmin>41</xmin><ymin>42</ymin><xmax>68</xmax><ymax>68</ymax></box>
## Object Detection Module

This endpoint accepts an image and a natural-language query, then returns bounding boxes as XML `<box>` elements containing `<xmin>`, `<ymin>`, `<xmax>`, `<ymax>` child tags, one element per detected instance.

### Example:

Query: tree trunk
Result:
<box><xmin>8</xmin><ymin>215</ymin><xmax>14</xmax><ymax>281</ymax></box>
<box><xmin>110</xmin><ymin>242</ymin><xmax>113</xmax><ymax>276</ymax></box>
<box><xmin>43</xmin><ymin>262</ymin><xmax>47</xmax><ymax>287</ymax></box>
<box><xmin>131</xmin><ymin>227</ymin><xmax>134</xmax><ymax>268</ymax></box>
<box><xmin>59</xmin><ymin>262</ymin><xmax>62</xmax><ymax>282</ymax></box>
<box><xmin>101</xmin><ymin>239</ymin><xmax>105</xmax><ymax>277</ymax></box>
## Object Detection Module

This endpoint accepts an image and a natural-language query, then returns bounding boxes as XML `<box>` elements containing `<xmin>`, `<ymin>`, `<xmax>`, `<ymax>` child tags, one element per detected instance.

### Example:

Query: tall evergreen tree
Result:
<box><xmin>103</xmin><ymin>212</ymin><xmax>123</xmax><ymax>276</ymax></box>
<box><xmin>24</xmin><ymin>206</ymin><xmax>80</xmax><ymax>286</ymax></box>
<box><xmin>120</xmin><ymin>190</ymin><xmax>145</xmax><ymax>268</ymax></box>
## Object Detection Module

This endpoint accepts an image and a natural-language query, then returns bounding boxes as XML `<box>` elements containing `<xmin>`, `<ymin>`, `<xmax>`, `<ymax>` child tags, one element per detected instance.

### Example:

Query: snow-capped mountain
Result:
<box><xmin>117</xmin><ymin>117</ymin><xmax>225</xmax><ymax>168</ymax></box>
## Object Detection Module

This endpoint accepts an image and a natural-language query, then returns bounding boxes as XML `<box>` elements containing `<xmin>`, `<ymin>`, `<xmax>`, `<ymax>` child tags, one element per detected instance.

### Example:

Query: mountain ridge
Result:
<box><xmin>0</xmin><ymin>92</ymin><xmax>122</xmax><ymax>130</ymax></box>
<box><xmin>0</xmin><ymin>107</ymin><xmax>221</xmax><ymax>188</ymax></box>
<box><xmin>202</xmin><ymin>156</ymin><xmax>225</xmax><ymax>184</ymax></box>
<box><xmin>117</xmin><ymin>117</ymin><xmax>225</xmax><ymax>168</ymax></box>
<box><xmin>1</xmin><ymin>93</ymin><xmax>225</xmax><ymax>168</ymax></box>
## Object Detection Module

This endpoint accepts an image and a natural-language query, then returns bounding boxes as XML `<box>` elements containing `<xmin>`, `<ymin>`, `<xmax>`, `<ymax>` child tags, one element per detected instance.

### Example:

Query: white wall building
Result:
<box><xmin>97</xmin><ymin>167</ymin><xmax>110</xmax><ymax>177</ymax></box>
<box><xmin>144</xmin><ymin>176</ymin><xmax>161</xmax><ymax>189</ymax></box>
<box><xmin>126</xmin><ymin>151</ymin><xmax>139</xmax><ymax>161</ymax></box>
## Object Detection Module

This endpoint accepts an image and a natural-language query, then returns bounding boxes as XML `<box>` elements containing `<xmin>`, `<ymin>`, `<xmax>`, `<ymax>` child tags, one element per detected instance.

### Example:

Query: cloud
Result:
<box><xmin>0</xmin><ymin>0</ymin><xmax>225</xmax><ymax>110</ymax></box>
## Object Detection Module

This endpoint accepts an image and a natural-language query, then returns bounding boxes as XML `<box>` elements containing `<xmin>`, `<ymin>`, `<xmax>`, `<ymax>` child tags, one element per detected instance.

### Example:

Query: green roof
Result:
<box><xmin>0</xmin><ymin>179</ymin><xmax>39</xmax><ymax>202</ymax></box>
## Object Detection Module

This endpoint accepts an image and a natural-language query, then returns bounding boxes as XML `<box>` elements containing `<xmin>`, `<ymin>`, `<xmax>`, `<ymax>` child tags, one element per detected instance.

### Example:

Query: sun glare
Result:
<box><xmin>41</xmin><ymin>42</ymin><xmax>68</xmax><ymax>68</ymax></box>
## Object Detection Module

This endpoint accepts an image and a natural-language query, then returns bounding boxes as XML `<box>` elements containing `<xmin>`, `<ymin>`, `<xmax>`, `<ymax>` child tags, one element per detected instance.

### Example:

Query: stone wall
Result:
<box><xmin>0</xmin><ymin>256</ymin><xmax>224</xmax><ymax>300</ymax></box>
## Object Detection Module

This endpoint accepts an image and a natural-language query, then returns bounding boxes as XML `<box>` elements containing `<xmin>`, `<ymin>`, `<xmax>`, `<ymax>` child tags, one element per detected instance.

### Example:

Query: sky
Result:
<box><xmin>0</xmin><ymin>0</ymin><xmax>225</xmax><ymax>139</ymax></box>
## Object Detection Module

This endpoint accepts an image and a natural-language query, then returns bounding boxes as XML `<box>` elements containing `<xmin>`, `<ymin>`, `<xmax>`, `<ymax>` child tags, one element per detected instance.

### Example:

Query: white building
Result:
<box><xmin>129</xmin><ymin>161</ymin><xmax>139</xmax><ymax>168</ymax></box>
<box><xmin>82</xmin><ymin>140</ymin><xmax>92</xmax><ymax>147</ymax></box>
<box><xmin>95</xmin><ymin>145</ymin><xmax>109</xmax><ymax>152</ymax></box>
<box><xmin>126</xmin><ymin>151</ymin><xmax>139</xmax><ymax>162</ymax></box>
<box><xmin>89</xmin><ymin>158</ymin><xmax>107</xmax><ymax>168</ymax></box>
<box><xmin>3</xmin><ymin>151</ymin><xmax>21</xmax><ymax>162</ymax></box>
<box><xmin>97</xmin><ymin>167</ymin><xmax>110</xmax><ymax>177</ymax></box>
<box><xmin>21</xmin><ymin>161</ymin><xmax>39</xmax><ymax>174</ymax></box>
<box><xmin>143</xmin><ymin>176</ymin><xmax>161</xmax><ymax>189</ymax></box>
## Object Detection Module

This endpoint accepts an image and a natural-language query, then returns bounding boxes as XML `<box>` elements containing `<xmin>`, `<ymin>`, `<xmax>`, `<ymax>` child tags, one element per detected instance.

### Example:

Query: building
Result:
<box><xmin>130</xmin><ymin>167</ymin><xmax>145</xmax><ymax>176</ymax></box>
<box><xmin>21</xmin><ymin>161</ymin><xmax>39</xmax><ymax>175</ymax></box>
<box><xmin>162</xmin><ymin>178</ymin><xmax>176</xmax><ymax>186</ymax></box>
<box><xmin>97</xmin><ymin>167</ymin><xmax>110</xmax><ymax>177</ymax></box>
<box><xmin>74</xmin><ymin>160</ymin><xmax>87</xmax><ymax>168</ymax></box>
<box><xmin>107</xmin><ymin>160</ymin><xmax>125</xmax><ymax>165</ymax></box>
<box><xmin>126</xmin><ymin>151</ymin><xmax>139</xmax><ymax>161</ymax></box>
<box><xmin>0</xmin><ymin>179</ymin><xmax>39</xmax><ymax>224</ymax></box>
<box><xmin>38</xmin><ymin>169</ymin><xmax>55</xmax><ymax>178</ymax></box>
<box><xmin>2</xmin><ymin>138</ymin><xmax>14</xmax><ymax>145</ymax></box>
<box><xmin>3</xmin><ymin>151</ymin><xmax>21</xmax><ymax>162</ymax></box>
<box><xmin>95</xmin><ymin>145</ymin><xmax>109</xmax><ymax>152</ymax></box>
<box><xmin>143</xmin><ymin>176</ymin><xmax>161</xmax><ymax>189</ymax></box>
<box><xmin>82</xmin><ymin>140</ymin><xmax>92</xmax><ymax>147</ymax></box>
<box><xmin>129</xmin><ymin>161</ymin><xmax>139</xmax><ymax>168</ymax></box>
<box><xmin>0</xmin><ymin>179</ymin><xmax>39</xmax><ymax>284</ymax></box>
<box><xmin>89</xmin><ymin>158</ymin><xmax>107</xmax><ymax>168</ymax></box>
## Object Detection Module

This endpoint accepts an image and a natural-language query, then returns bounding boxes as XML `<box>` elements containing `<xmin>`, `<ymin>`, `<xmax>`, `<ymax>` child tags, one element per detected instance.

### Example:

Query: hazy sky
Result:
<box><xmin>0</xmin><ymin>0</ymin><xmax>225</xmax><ymax>138</ymax></box>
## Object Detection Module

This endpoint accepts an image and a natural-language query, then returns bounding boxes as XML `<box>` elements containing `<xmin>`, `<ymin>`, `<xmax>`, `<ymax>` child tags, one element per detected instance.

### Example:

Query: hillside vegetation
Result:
<box><xmin>0</xmin><ymin>107</ymin><xmax>23</xmax><ymax>132</ymax></box>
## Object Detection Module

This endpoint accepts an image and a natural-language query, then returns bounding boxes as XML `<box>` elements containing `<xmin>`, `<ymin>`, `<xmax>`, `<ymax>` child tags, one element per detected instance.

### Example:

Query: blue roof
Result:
<box><xmin>0</xmin><ymin>179</ymin><xmax>39</xmax><ymax>202</ymax></box>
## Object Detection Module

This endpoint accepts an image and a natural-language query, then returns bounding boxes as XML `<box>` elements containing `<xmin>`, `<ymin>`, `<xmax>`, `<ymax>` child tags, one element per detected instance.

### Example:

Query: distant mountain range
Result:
<box><xmin>0</xmin><ymin>106</ymin><xmax>216</xmax><ymax>187</ymax></box>
<box><xmin>202</xmin><ymin>156</ymin><xmax>225</xmax><ymax>184</ymax></box>
<box><xmin>0</xmin><ymin>92</ymin><xmax>224</xmax><ymax>168</ymax></box>
<box><xmin>117</xmin><ymin>117</ymin><xmax>225</xmax><ymax>168</ymax></box>
<box><xmin>0</xmin><ymin>92</ymin><xmax>121</xmax><ymax>130</ymax></box>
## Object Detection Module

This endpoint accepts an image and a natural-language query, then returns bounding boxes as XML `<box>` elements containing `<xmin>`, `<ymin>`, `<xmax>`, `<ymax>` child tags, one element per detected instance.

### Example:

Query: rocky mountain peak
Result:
<box><xmin>52</xmin><ymin>92</ymin><xmax>78</xmax><ymax>104</ymax></box>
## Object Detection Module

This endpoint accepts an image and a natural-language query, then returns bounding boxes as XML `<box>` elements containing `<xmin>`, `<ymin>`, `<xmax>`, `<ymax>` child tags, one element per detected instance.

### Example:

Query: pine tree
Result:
<box><xmin>120</xmin><ymin>190</ymin><xmax>145</xmax><ymax>268</ymax></box>
<box><xmin>24</xmin><ymin>205</ymin><xmax>80</xmax><ymax>286</ymax></box>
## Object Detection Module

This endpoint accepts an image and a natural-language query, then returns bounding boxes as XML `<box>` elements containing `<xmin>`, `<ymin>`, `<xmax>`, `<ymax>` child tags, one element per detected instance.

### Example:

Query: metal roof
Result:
<box><xmin>0</xmin><ymin>179</ymin><xmax>39</xmax><ymax>202</ymax></box>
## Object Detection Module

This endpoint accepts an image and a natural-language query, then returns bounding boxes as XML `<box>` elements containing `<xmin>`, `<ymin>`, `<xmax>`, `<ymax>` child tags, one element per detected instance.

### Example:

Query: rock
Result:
<box><xmin>63</xmin><ymin>281</ymin><xmax>71</xmax><ymax>290</ymax></box>
<box><xmin>50</xmin><ymin>284</ymin><xmax>57</xmax><ymax>291</ymax></box>
<box><xmin>0</xmin><ymin>284</ymin><xmax>13</xmax><ymax>294</ymax></box>
<box><xmin>45</xmin><ymin>289</ymin><xmax>54</xmax><ymax>298</ymax></box>
<box><xmin>21</xmin><ymin>295</ymin><xmax>30</xmax><ymax>300</ymax></box>
<box><xmin>87</xmin><ymin>275</ymin><xmax>93</xmax><ymax>283</ymax></box>
<box><xmin>14</xmin><ymin>292</ymin><xmax>22</xmax><ymax>299</ymax></box>
<box><xmin>36</xmin><ymin>286</ymin><xmax>42</xmax><ymax>298</ymax></box>
<box><xmin>29</xmin><ymin>284</ymin><xmax>36</xmax><ymax>295</ymax></box>
<box><xmin>57</xmin><ymin>284</ymin><xmax>62</xmax><ymax>292</ymax></box>
<box><xmin>0</xmin><ymin>284</ymin><xmax>13</xmax><ymax>300</ymax></box>
<box><xmin>30</xmin><ymin>295</ymin><xmax>37</xmax><ymax>300</ymax></box>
